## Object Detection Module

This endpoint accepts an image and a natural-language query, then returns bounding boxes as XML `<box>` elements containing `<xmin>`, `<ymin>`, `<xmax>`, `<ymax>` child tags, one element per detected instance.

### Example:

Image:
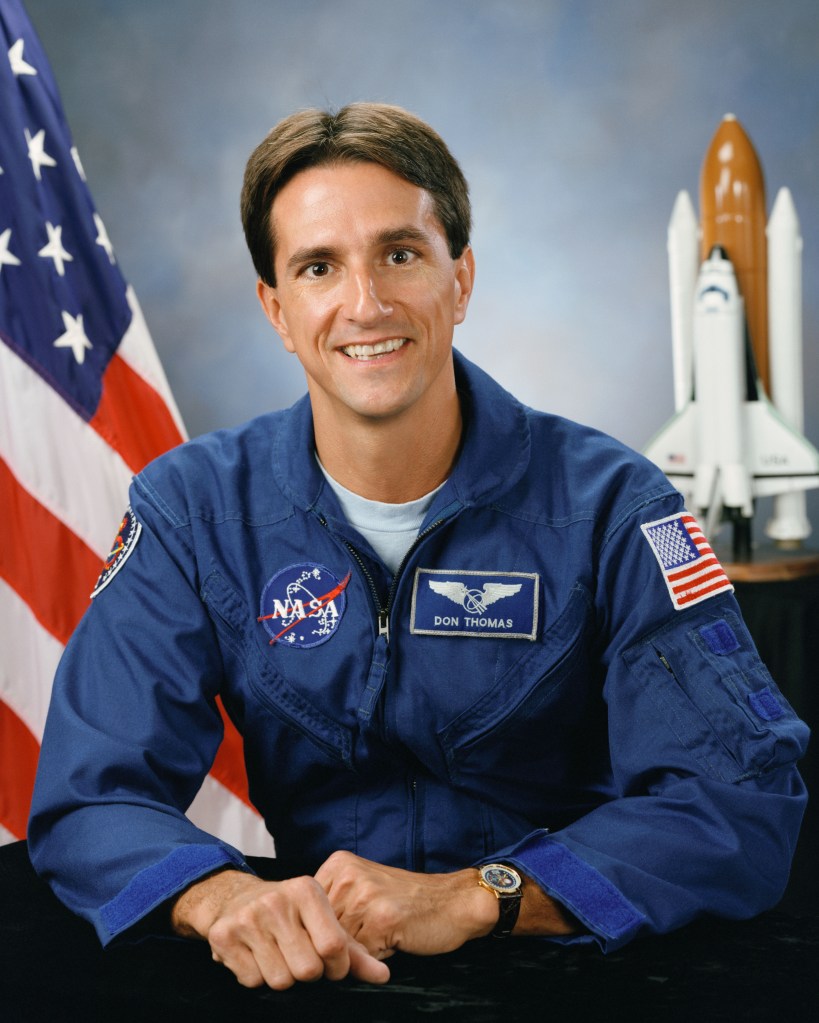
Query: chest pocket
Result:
<box><xmin>437</xmin><ymin>584</ymin><xmax>595</xmax><ymax>797</ymax></box>
<box><xmin>201</xmin><ymin>570</ymin><xmax>354</xmax><ymax>769</ymax></box>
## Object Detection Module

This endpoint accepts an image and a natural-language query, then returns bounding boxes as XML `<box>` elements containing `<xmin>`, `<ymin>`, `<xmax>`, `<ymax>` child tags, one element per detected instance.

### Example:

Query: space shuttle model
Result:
<box><xmin>644</xmin><ymin>114</ymin><xmax>819</xmax><ymax>560</ymax></box>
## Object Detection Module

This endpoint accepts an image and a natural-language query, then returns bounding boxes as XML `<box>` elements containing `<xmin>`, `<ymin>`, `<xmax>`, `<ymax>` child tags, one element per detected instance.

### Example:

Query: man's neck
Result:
<box><xmin>311</xmin><ymin>389</ymin><xmax>462</xmax><ymax>504</ymax></box>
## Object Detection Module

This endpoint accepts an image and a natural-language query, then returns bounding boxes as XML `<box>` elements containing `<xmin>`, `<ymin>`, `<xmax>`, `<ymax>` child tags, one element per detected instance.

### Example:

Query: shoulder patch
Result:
<box><xmin>641</xmin><ymin>512</ymin><xmax>733</xmax><ymax>610</ymax></box>
<box><xmin>91</xmin><ymin>506</ymin><xmax>142</xmax><ymax>598</ymax></box>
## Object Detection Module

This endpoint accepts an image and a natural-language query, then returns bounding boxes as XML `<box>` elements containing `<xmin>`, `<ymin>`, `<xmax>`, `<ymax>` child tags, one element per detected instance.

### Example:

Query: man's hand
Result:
<box><xmin>170</xmin><ymin>869</ymin><xmax>391</xmax><ymax>990</ymax></box>
<box><xmin>315</xmin><ymin>851</ymin><xmax>501</xmax><ymax>958</ymax></box>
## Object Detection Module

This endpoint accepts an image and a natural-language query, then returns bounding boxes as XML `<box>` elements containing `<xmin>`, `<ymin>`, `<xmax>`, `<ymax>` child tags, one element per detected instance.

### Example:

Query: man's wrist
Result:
<box><xmin>170</xmin><ymin>867</ymin><xmax>257</xmax><ymax>939</ymax></box>
<box><xmin>469</xmin><ymin>863</ymin><xmax>580</xmax><ymax>938</ymax></box>
<box><xmin>476</xmin><ymin>863</ymin><xmax>523</xmax><ymax>937</ymax></box>
<box><xmin>471</xmin><ymin>870</ymin><xmax>505</xmax><ymax>936</ymax></box>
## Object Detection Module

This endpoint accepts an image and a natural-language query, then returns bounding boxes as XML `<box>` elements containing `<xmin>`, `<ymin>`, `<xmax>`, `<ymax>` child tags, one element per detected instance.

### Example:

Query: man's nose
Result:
<box><xmin>342</xmin><ymin>268</ymin><xmax>393</xmax><ymax>324</ymax></box>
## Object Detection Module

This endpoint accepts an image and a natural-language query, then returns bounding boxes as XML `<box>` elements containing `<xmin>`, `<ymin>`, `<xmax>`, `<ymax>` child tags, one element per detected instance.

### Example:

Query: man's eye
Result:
<box><xmin>305</xmin><ymin>262</ymin><xmax>329</xmax><ymax>278</ymax></box>
<box><xmin>390</xmin><ymin>249</ymin><xmax>412</xmax><ymax>265</ymax></box>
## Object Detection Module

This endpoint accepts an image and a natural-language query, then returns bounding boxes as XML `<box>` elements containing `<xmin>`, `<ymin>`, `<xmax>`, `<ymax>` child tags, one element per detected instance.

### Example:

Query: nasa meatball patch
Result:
<box><xmin>258</xmin><ymin>563</ymin><xmax>350</xmax><ymax>647</ymax></box>
<box><xmin>91</xmin><ymin>507</ymin><xmax>142</xmax><ymax>597</ymax></box>
<box><xmin>410</xmin><ymin>568</ymin><xmax>539</xmax><ymax>639</ymax></box>
<box><xmin>641</xmin><ymin>512</ymin><xmax>733</xmax><ymax>610</ymax></box>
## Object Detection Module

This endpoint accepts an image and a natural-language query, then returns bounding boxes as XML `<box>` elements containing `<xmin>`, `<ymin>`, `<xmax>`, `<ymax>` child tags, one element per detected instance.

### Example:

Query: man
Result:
<box><xmin>29</xmin><ymin>103</ymin><xmax>809</xmax><ymax>991</ymax></box>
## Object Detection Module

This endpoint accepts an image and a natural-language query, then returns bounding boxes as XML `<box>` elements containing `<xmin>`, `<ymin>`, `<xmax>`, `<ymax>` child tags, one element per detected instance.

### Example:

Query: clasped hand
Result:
<box><xmin>172</xmin><ymin>851</ymin><xmax>498</xmax><ymax>990</ymax></box>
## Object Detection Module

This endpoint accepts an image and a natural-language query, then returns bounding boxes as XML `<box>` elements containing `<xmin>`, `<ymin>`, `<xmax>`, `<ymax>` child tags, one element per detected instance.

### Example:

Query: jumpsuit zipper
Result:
<box><xmin>317</xmin><ymin>511</ymin><xmax>452</xmax><ymax>871</ymax></box>
<box><xmin>320</xmin><ymin>514</ymin><xmax>450</xmax><ymax>643</ymax></box>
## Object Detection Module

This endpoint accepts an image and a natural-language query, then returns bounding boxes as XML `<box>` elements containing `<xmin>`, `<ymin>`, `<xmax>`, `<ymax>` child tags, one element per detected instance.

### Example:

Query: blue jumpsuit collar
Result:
<box><xmin>271</xmin><ymin>349</ymin><xmax>532</xmax><ymax>522</ymax></box>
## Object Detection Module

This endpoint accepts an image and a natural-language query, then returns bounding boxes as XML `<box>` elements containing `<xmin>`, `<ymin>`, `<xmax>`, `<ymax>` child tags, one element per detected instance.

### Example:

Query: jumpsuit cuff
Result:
<box><xmin>478</xmin><ymin>829</ymin><xmax>647</xmax><ymax>952</ymax></box>
<box><xmin>97</xmin><ymin>843</ymin><xmax>253</xmax><ymax>945</ymax></box>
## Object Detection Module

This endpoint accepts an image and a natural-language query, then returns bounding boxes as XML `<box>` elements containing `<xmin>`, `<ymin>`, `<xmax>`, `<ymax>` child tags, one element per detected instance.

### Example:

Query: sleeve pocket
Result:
<box><xmin>622</xmin><ymin>607</ymin><xmax>810</xmax><ymax>783</ymax></box>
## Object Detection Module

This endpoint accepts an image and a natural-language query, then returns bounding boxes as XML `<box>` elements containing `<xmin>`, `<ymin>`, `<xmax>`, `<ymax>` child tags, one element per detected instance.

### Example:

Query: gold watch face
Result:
<box><xmin>480</xmin><ymin>864</ymin><xmax>521</xmax><ymax>894</ymax></box>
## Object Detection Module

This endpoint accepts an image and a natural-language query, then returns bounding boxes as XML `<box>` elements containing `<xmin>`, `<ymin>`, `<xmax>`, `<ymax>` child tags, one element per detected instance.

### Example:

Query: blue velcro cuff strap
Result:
<box><xmin>482</xmin><ymin>831</ymin><xmax>646</xmax><ymax>950</ymax></box>
<box><xmin>99</xmin><ymin>844</ymin><xmax>249</xmax><ymax>941</ymax></box>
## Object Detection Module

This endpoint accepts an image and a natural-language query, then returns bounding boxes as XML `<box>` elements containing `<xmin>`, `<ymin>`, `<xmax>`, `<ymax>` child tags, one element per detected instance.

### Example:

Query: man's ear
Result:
<box><xmin>257</xmin><ymin>280</ymin><xmax>296</xmax><ymax>353</ymax></box>
<box><xmin>453</xmin><ymin>245</ymin><xmax>475</xmax><ymax>326</ymax></box>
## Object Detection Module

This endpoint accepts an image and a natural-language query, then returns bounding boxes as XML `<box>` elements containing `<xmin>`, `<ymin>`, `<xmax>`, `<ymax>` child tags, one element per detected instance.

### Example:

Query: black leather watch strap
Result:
<box><xmin>492</xmin><ymin>889</ymin><xmax>522</xmax><ymax>937</ymax></box>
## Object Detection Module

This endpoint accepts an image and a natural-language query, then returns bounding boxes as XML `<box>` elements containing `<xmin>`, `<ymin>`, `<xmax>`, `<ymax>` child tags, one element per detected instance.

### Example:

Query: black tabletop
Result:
<box><xmin>2</xmin><ymin>840</ymin><xmax>817</xmax><ymax>1022</ymax></box>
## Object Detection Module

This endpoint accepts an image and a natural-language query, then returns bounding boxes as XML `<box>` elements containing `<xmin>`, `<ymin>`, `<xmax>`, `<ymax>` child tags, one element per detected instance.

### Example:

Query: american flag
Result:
<box><xmin>0</xmin><ymin>0</ymin><xmax>270</xmax><ymax>854</ymax></box>
<box><xmin>641</xmin><ymin>512</ymin><xmax>734</xmax><ymax>610</ymax></box>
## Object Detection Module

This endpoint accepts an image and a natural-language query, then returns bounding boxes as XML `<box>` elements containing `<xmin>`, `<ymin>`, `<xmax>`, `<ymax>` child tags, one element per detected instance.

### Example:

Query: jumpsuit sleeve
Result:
<box><xmin>483</xmin><ymin>493</ymin><xmax>810</xmax><ymax>951</ymax></box>
<box><xmin>28</xmin><ymin>474</ymin><xmax>255</xmax><ymax>946</ymax></box>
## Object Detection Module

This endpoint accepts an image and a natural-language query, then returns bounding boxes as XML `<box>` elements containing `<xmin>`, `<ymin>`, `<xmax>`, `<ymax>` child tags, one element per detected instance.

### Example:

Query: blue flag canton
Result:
<box><xmin>644</xmin><ymin>517</ymin><xmax>699</xmax><ymax>571</ymax></box>
<box><xmin>0</xmin><ymin>1</ymin><xmax>130</xmax><ymax>420</ymax></box>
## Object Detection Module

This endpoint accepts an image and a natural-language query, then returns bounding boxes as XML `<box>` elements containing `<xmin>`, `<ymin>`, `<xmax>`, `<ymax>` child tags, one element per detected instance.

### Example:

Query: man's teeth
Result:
<box><xmin>342</xmin><ymin>338</ymin><xmax>407</xmax><ymax>360</ymax></box>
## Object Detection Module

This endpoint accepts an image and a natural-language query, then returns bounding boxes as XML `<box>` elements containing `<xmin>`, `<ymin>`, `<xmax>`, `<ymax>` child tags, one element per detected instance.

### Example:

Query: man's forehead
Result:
<box><xmin>272</xmin><ymin>162</ymin><xmax>434</xmax><ymax>224</ymax></box>
<box><xmin>270</xmin><ymin>162</ymin><xmax>444</xmax><ymax>255</ymax></box>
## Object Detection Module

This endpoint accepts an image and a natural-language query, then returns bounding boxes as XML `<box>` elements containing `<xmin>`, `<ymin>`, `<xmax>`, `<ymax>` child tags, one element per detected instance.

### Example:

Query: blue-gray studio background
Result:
<box><xmin>26</xmin><ymin>0</ymin><xmax>819</xmax><ymax>539</ymax></box>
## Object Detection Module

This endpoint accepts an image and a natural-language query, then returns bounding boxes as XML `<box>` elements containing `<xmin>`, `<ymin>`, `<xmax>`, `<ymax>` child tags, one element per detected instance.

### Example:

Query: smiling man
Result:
<box><xmin>257</xmin><ymin>159</ymin><xmax>471</xmax><ymax>503</ymax></box>
<box><xmin>29</xmin><ymin>104</ymin><xmax>809</xmax><ymax>991</ymax></box>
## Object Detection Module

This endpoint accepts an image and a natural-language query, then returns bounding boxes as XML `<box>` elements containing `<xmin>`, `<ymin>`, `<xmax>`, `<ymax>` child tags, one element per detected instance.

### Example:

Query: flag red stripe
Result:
<box><xmin>676</xmin><ymin>578</ymin><xmax>733</xmax><ymax>606</ymax></box>
<box><xmin>673</xmin><ymin>567</ymin><xmax>730</xmax><ymax>595</ymax></box>
<box><xmin>0</xmin><ymin>699</ymin><xmax>40</xmax><ymax>839</ymax></box>
<box><xmin>667</xmin><ymin>555</ymin><xmax>720</xmax><ymax>583</ymax></box>
<box><xmin>0</xmin><ymin>458</ymin><xmax>101</xmax><ymax>644</ymax></box>
<box><xmin>211</xmin><ymin>697</ymin><xmax>253</xmax><ymax>809</ymax></box>
<box><xmin>90</xmin><ymin>353</ymin><xmax>184</xmax><ymax>474</ymax></box>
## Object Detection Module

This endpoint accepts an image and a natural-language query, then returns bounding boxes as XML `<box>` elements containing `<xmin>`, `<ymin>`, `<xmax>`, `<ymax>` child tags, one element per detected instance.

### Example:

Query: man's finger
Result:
<box><xmin>347</xmin><ymin>939</ymin><xmax>391</xmax><ymax>985</ymax></box>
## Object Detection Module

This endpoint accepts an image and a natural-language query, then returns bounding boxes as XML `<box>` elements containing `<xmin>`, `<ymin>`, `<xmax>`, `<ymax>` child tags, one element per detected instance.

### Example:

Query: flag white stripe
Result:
<box><xmin>0</xmin><ymin>578</ymin><xmax>63</xmax><ymax>740</ymax></box>
<box><xmin>0</xmin><ymin>338</ymin><xmax>133</xmax><ymax>559</ymax></box>
<box><xmin>0</xmin><ymin>823</ymin><xmax>16</xmax><ymax>846</ymax></box>
<box><xmin>187</xmin><ymin>775</ymin><xmax>275</xmax><ymax>858</ymax></box>
<box><xmin>680</xmin><ymin>575</ymin><xmax>732</xmax><ymax>596</ymax></box>
<box><xmin>118</xmin><ymin>287</ymin><xmax>187</xmax><ymax>438</ymax></box>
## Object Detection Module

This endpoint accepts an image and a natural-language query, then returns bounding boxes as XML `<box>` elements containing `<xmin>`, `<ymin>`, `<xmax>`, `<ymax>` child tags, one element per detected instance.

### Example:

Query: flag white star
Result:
<box><xmin>94</xmin><ymin>213</ymin><xmax>116</xmax><ymax>264</ymax></box>
<box><xmin>53</xmin><ymin>311</ymin><xmax>93</xmax><ymax>364</ymax></box>
<box><xmin>0</xmin><ymin>228</ymin><xmax>22</xmax><ymax>271</ymax></box>
<box><xmin>38</xmin><ymin>221</ymin><xmax>74</xmax><ymax>276</ymax></box>
<box><xmin>25</xmin><ymin>127</ymin><xmax>57</xmax><ymax>181</ymax></box>
<box><xmin>8</xmin><ymin>39</ymin><xmax>37</xmax><ymax>77</ymax></box>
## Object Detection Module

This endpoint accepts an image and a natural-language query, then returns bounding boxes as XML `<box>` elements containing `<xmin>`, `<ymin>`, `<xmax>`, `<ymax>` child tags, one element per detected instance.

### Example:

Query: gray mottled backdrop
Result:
<box><xmin>25</xmin><ymin>0</ymin><xmax>819</xmax><ymax>533</ymax></box>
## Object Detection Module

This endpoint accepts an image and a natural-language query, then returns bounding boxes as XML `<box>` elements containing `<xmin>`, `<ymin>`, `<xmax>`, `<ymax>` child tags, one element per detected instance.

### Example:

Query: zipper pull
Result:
<box><xmin>377</xmin><ymin>610</ymin><xmax>390</xmax><ymax>642</ymax></box>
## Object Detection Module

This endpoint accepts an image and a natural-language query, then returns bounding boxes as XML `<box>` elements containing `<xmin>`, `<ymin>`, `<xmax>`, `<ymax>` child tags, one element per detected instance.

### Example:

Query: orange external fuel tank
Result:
<box><xmin>699</xmin><ymin>114</ymin><xmax>769</xmax><ymax>393</ymax></box>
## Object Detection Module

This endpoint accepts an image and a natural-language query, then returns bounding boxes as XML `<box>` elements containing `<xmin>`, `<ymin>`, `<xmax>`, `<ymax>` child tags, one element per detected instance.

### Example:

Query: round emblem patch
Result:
<box><xmin>91</xmin><ymin>506</ymin><xmax>142</xmax><ymax>598</ymax></box>
<box><xmin>258</xmin><ymin>563</ymin><xmax>350</xmax><ymax>648</ymax></box>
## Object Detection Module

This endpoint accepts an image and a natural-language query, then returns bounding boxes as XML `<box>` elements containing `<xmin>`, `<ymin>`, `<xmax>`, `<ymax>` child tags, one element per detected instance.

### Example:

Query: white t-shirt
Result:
<box><xmin>318</xmin><ymin>459</ymin><xmax>446</xmax><ymax>575</ymax></box>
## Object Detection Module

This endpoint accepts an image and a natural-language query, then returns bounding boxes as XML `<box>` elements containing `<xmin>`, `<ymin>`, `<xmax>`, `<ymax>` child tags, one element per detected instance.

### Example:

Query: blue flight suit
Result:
<box><xmin>29</xmin><ymin>351</ymin><xmax>809</xmax><ymax>950</ymax></box>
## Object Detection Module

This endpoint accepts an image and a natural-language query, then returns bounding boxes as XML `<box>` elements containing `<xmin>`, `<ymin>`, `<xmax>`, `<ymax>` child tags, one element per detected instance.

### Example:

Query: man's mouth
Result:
<box><xmin>340</xmin><ymin>338</ymin><xmax>408</xmax><ymax>361</ymax></box>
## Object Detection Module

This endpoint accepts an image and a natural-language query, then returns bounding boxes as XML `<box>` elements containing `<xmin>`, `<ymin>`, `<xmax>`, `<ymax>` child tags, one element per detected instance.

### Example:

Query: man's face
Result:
<box><xmin>258</xmin><ymin>161</ymin><xmax>474</xmax><ymax>426</ymax></box>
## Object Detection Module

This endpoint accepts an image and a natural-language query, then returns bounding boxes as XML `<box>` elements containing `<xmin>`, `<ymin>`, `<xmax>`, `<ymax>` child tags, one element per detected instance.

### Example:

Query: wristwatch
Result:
<box><xmin>477</xmin><ymin>863</ymin><xmax>523</xmax><ymax>937</ymax></box>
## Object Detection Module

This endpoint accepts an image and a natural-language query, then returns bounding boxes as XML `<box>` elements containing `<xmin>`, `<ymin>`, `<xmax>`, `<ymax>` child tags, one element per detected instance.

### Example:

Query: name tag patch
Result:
<box><xmin>410</xmin><ymin>569</ymin><xmax>539</xmax><ymax>640</ymax></box>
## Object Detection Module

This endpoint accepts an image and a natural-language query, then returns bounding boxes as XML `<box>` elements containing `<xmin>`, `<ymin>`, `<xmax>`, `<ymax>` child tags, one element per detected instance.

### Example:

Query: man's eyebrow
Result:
<box><xmin>374</xmin><ymin>226</ymin><xmax>432</xmax><ymax>246</ymax></box>
<box><xmin>285</xmin><ymin>246</ymin><xmax>337</xmax><ymax>273</ymax></box>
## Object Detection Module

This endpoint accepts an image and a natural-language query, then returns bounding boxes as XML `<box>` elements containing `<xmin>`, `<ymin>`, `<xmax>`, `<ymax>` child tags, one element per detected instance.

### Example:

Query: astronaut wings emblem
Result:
<box><xmin>411</xmin><ymin>569</ymin><xmax>539</xmax><ymax>640</ymax></box>
<box><xmin>429</xmin><ymin>580</ymin><xmax>522</xmax><ymax>614</ymax></box>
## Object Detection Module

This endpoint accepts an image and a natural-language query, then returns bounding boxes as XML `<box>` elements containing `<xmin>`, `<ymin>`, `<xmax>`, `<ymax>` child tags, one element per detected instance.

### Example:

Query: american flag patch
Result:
<box><xmin>641</xmin><ymin>512</ymin><xmax>733</xmax><ymax>610</ymax></box>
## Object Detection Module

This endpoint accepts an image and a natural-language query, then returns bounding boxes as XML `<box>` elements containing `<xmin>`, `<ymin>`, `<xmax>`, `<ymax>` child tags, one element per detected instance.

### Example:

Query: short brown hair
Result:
<box><xmin>240</xmin><ymin>102</ymin><xmax>472</xmax><ymax>286</ymax></box>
